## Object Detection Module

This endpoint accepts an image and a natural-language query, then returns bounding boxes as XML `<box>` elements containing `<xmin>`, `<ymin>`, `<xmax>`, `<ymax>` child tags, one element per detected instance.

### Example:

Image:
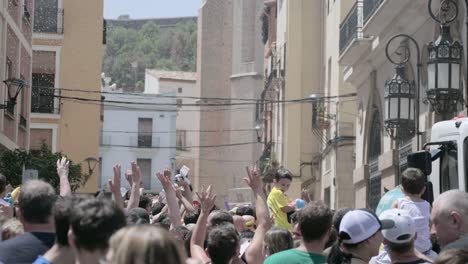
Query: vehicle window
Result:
<box><xmin>440</xmin><ymin>144</ymin><xmax>459</xmax><ymax>193</ymax></box>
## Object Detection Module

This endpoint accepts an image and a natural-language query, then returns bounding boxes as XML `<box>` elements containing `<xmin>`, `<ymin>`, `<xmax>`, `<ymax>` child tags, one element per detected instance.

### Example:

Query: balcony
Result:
<box><xmin>339</xmin><ymin>1</ymin><xmax>372</xmax><ymax>65</ymax></box>
<box><xmin>363</xmin><ymin>0</ymin><xmax>384</xmax><ymax>25</ymax></box>
<box><xmin>368</xmin><ymin>157</ymin><xmax>381</xmax><ymax>210</ymax></box>
<box><xmin>33</xmin><ymin>7</ymin><xmax>64</xmax><ymax>34</ymax></box>
<box><xmin>362</xmin><ymin>0</ymin><xmax>421</xmax><ymax>36</ymax></box>
<box><xmin>23</xmin><ymin>5</ymin><xmax>31</xmax><ymax>24</ymax></box>
<box><xmin>138</xmin><ymin>134</ymin><xmax>152</xmax><ymax>148</ymax></box>
<box><xmin>31</xmin><ymin>86</ymin><xmax>61</xmax><ymax>114</ymax></box>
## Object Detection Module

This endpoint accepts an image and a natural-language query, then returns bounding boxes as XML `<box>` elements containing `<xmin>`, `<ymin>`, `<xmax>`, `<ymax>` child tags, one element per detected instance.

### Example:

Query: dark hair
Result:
<box><xmin>236</xmin><ymin>206</ymin><xmax>255</xmax><ymax>218</ymax></box>
<box><xmin>298</xmin><ymin>201</ymin><xmax>332</xmax><ymax>242</ymax></box>
<box><xmin>54</xmin><ymin>195</ymin><xmax>89</xmax><ymax>246</ymax></box>
<box><xmin>387</xmin><ymin>240</ymin><xmax>414</xmax><ymax>254</ymax></box>
<box><xmin>240</xmin><ymin>230</ymin><xmax>255</xmax><ymax>240</ymax></box>
<box><xmin>184</xmin><ymin>212</ymin><xmax>199</xmax><ymax>225</ymax></box>
<box><xmin>139</xmin><ymin>195</ymin><xmax>152</xmax><ymax>210</ymax></box>
<box><xmin>327</xmin><ymin>243</ymin><xmax>352</xmax><ymax>264</ymax></box>
<box><xmin>274</xmin><ymin>168</ymin><xmax>293</xmax><ymax>182</ymax></box>
<box><xmin>159</xmin><ymin>216</ymin><xmax>171</xmax><ymax>230</ymax></box>
<box><xmin>152</xmin><ymin>202</ymin><xmax>165</xmax><ymax>216</ymax></box>
<box><xmin>207</xmin><ymin>223</ymin><xmax>239</xmax><ymax>264</ymax></box>
<box><xmin>332</xmin><ymin>208</ymin><xmax>352</xmax><ymax>232</ymax></box>
<box><xmin>264</xmin><ymin>228</ymin><xmax>294</xmax><ymax>255</ymax></box>
<box><xmin>209</xmin><ymin>210</ymin><xmax>233</xmax><ymax>227</ymax></box>
<box><xmin>127</xmin><ymin>207</ymin><xmax>150</xmax><ymax>225</ymax></box>
<box><xmin>0</xmin><ymin>173</ymin><xmax>6</xmax><ymax>194</ymax></box>
<box><xmin>70</xmin><ymin>198</ymin><xmax>126</xmax><ymax>251</ymax></box>
<box><xmin>401</xmin><ymin>168</ymin><xmax>426</xmax><ymax>195</ymax></box>
<box><xmin>184</xmin><ymin>230</ymin><xmax>193</xmax><ymax>258</ymax></box>
<box><xmin>18</xmin><ymin>180</ymin><xmax>57</xmax><ymax>224</ymax></box>
<box><xmin>169</xmin><ymin>225</ymin><xmax>189</xmax><ymax>242</ymax></box>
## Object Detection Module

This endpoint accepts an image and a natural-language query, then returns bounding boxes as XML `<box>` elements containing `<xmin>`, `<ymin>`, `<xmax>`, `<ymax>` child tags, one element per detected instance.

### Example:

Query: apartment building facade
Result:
<box><xmin>144</xmin><ymin>69</ymin><xmax>199</xmax><ymax>182</ymax></box>
<box><xmin>0</xmin><ymin>0</ymin><xmax>34</xmax><ymax>152</ymax></box>
<box><xmin>99</xmin><ymin>91</ymin><xmax>177</xmax><ymax>192</ymax></box>
<box><xmin>30</xmin><ymin>0</ymin><xmax>104</xmax><ymax>193</ymax></box>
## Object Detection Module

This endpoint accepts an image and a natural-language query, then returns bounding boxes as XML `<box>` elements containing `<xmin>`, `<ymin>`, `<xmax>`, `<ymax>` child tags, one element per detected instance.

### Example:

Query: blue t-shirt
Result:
<box><xmin>0</xmin><ymin>232</ymin><xmax>55</xmax><ymax>264</ymax></box>
<box><xmin>32</xmin><ymin>256</ymin><xmax>53</xmax><ymax>264</ymax></box>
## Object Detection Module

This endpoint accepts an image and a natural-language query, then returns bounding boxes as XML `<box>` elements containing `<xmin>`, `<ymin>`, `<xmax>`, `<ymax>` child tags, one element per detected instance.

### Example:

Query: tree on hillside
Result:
<box><xmin>103</xmin><ymin>20</ymin><xmax>197</xmax><ymax>92</ymax></box>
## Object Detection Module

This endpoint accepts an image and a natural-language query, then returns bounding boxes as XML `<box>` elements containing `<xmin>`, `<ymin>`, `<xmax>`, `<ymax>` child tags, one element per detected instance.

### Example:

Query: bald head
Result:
<box><xmin>434</xmin><ymin>190</ymin><xmax>468</xmax><ymax>218</ymax></box>
<box><xmin>18</xmin><ymin>180</ymin><xmax>56</xmax><ymax>224</ymax></box>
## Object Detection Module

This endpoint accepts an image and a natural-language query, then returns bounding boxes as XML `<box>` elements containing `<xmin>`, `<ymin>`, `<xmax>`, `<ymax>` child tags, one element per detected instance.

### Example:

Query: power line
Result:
<box><xmin>33</xmin><ymin>85</ymin><xmax>357</xmax><ymax>104</ymax></box>
<box><xmin>100</xmin><ymin>141</ymin><xmax>260</xmax><ymax>149</ymax></box>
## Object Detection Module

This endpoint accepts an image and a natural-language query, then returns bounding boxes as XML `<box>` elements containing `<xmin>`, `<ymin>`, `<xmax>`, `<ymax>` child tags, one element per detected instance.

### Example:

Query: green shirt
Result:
<box><xmin>264</xmin><ymin>249</ymin><xmax>327</xmax><ymax>264</ymax></box>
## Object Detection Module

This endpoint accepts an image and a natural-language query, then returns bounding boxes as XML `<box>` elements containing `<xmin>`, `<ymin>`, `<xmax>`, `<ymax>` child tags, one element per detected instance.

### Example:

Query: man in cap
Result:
<box><xmin>371</xmin><ymin>209</ymin><xmax>432</xmax><ymax>264</ymax></box>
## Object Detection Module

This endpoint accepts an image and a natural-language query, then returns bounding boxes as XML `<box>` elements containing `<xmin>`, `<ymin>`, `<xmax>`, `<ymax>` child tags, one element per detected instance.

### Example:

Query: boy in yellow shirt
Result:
<box><xmin>267</xmin><ymin>168</ymin><xmax>296</xmax><ymax>231</ymax></box>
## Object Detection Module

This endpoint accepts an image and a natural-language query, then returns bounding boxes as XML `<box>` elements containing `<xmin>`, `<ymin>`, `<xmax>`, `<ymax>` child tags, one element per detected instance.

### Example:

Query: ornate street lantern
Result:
<box><xmin>384</xmin><ymin>65</ymin><xmax>416</xmax><ymax>137</ymax></box>
<box><xmin>427</xmin><ymin>0</ymin><xmax>463</xmax><ymax>115</ymax></box>
<box><xmin>2</xmin><ymin>78</ymin><xmax>27</xmax><ymax>111</ymax></box>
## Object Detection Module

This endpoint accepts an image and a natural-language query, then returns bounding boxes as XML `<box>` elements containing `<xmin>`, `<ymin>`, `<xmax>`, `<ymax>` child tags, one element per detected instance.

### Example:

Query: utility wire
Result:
<box><xmin>33</xmin><ymin>85</ymin><xmax>357</xmax><ymax>104</ymax></box>
<box><xmin>101</xmin><ymin>141</ymin><xmax>261</xmax><ymax>149</ymax></box>
<box><xmin>101</xmin><ymin>128</ymin><xmax>257</xmax><ymax>134</ymax></box>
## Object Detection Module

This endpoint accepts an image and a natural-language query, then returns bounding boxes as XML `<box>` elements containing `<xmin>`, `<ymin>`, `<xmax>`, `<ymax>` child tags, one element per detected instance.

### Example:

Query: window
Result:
<box><xmin>324</xmin><ymin>187</ymin><xmax>331</xmax><ymax>207</ymax></box>
<box><xmin>138</xmin><ymin>118</ymin><xmax>152</xmax><ymax>148</ymax></box>
<box><xmin>137</xmin><ymin>159</ymin><xmax>151</xmax><ymax>189</ymax></box>
<box><xmin>30</xmin><ymin>128</ymin><xmax>52</xmax><ymax>150</ymax></box>
<box><xmin>34</xmin><ymin>0</ymin><xmax>63</xmax><ymax>34</ymax></box>
<box><xmin>32</xmin><ymin>51</ymin><xmax>56</xmax><ymax>113</ymax></box>
<box><xmin>178</xmin><ymin>87</ymin><xmax>183</xmax><ymax>93</ymax></box>
<box><xmin>440</xmin><ymin>143</ymin><xmax>458</xmax><ymax>193</ymax></box>
<box><xmin>176</xmin><ymin>130</ymin><xmax>187</xmax><ymax>151</ymax></box>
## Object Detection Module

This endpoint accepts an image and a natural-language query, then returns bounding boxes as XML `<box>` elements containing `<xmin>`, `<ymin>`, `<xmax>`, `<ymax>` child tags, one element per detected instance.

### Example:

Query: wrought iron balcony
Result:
<box><xmin>33</xmin><ymin>7</ymin><xmax>64</xmax><ymax>34</ymax></box>
<box><xmin>368</xmin><ymin>157</ymin><xmax>381</xmax><ymax>210</ymax></box>
<box><xmin>138</xmin><ymin>134</ymin><xmax>152</xmax><ymax>148</ymax></box>
<box><xmin>31</xmin><ymin>86</ymin><xmax>61</xmax><ymax>114</ymax></box>
<box><xmin>339</xmin><ymin>2</ymin><xmax>360</xmax><ymax>54</ymax></box>
<box><xmin>363</xmin><ymin>0</ymin><xmax>384</xmax><ymax>24</ymax></box>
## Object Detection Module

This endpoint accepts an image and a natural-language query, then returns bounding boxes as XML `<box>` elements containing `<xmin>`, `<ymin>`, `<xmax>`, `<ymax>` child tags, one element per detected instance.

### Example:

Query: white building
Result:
<box><xmin>99</xmin><ymin>90</ymin><xmax>177</xmax><ymax>192</ymax></box>
<box><xmin>145</xmin><ymin>70</ymin><xmax>199</xmax><ymax>182</ymax></box>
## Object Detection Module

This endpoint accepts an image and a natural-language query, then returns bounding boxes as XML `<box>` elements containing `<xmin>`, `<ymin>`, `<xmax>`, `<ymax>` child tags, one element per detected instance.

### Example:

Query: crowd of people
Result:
<box><xmin>0</xmin><ymin>157</ymin><xmax>467</xmax><ymax>264</ymax></box>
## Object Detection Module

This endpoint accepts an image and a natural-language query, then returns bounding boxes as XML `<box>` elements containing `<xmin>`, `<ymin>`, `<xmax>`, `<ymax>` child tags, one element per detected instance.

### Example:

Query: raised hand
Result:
<box><xmin>125</xmin><ymin>169</ymin><xmax>133</xmax><ymax>187</ymax></box>
<box><xmin>196</xmin><ymin>185</ymin><xmax>216</xmax><ymax>214</ymax></box>
<box><xmin>156</xmin><ymin>171</ymin><xmax>172</xmax><ymax>190</ymax></box>
<box><xmin>109</xmin><ymin>164</ymin><xmax>122</xmax><ymax>193</ymax></box>
<box><xmin>244</xmin><ymin>165</ymin><xmax>262</xmax><ymax>193</ymax></box>
<box><xmin>130</xmin><ymin>162</ymin><xmax>141</xmax><ymax>186</ymax></box>
<box><xmin>56</xmin><ymin>157</ymin><xmax>70</xmax><ymax>178</ymax></box>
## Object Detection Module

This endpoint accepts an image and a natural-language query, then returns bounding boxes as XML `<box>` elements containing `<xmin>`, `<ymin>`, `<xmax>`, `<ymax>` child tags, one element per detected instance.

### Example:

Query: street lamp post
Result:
<box><xmin>384</xmin><ymin>35</ymin><xmax>421</xmax><ymax>150</ymax></box>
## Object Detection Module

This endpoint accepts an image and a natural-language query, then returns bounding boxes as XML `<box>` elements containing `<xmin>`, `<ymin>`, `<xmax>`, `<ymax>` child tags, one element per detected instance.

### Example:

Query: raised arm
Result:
<box><xmin>244</xmin><ymin>166</ymin><xmax>271</xmax><ymax>264</ymax></box>
<box><xmin>176</xmin><ymin>187</ymin><xmax>196</xmax><ymax>213</ymax></box>
<box><xmin>126</xmin><ymin>162</ymin><xmax>141</xmax><ymax>209</ymax></box>
<box><xmin>57</xmin><ymin>157</ymin><xmax>71</xmax><ymax>196</ymax></box>
<box><xmin>109</xmin><ymin>164</ymin><xmax>124</xmax><ymax>209</ymax></box>
<box><xmin>191</xmin><ymin>185</ymin><xmax>216</xmax><ymax>263</ymax></box>
<box><xmin>156</xmin><ymin>169</ymin><xmax>182</xmax><ymax>227</ymax></box>
<box><xmin>178</xmin><ymin>178</ymin><xmax>194</xmax><ymax>203</ymax></box>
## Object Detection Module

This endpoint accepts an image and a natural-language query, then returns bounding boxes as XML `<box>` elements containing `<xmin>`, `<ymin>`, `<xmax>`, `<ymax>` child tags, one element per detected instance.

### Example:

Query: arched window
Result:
<box><xmin>368</xmin><ymin>110</ymin><xmax>382</xmax><ymax>210</ymax></box>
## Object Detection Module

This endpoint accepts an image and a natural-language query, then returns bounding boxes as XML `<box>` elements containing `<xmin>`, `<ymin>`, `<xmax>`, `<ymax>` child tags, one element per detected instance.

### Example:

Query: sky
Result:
<box><xmin>104</xmin><ymin>0</ymin><xmax>202</xmax><ymax>19</ymax></box>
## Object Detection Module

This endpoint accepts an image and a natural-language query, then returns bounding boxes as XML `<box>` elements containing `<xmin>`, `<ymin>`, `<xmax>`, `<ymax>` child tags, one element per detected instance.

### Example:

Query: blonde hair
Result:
<box><xmin>2</xmin><ymin>219</ymin><xmax>24</xmax><ymax>241</ymax></box>
<box><xmin>109</xmin><ymin>225</ymin><xmax>185</xmax><ymax>264</ymax></box>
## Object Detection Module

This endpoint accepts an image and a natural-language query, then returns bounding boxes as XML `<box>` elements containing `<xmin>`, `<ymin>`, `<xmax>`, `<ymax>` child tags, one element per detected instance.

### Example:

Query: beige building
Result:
<box><xmin>144</xmin><ymin>69</ymin><xmax>199</xmax><ymax>180</ymax></box>
<box><xmin>339</xmin><ymin>0</ymin><xmax>466</xmax><ymax>209</ymax></box>
<box><xmin>196</xmin><ymin>0</ymin><xmax>264</xmax><ymax>204</ymax></box>
<box><xmin>0</xmin><ymin>0</ymin><xmax>33</xmax><ymax>152</ymax></box>
<box><xmin>30</xmin><ymin>0</ymin><xmax>104</xmax><ymax>193</ymax></box>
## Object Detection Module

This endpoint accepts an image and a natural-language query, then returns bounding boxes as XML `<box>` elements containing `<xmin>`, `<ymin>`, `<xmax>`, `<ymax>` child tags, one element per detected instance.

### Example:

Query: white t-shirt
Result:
<box><xmin>397</xmin><ymin>197</ymin><xmax>432</xmax><ymax>252</ymax></box>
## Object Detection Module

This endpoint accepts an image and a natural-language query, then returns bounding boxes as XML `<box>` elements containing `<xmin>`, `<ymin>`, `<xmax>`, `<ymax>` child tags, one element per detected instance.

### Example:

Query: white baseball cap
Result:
<box><xmin>379</xmin><ymin>209</ymin><xmax>416</xmax><ymax>244</ymax></box>
<box><xmin>339</xmin><ymin>210</ymin><xmax>393</xmax><ymax>244</ymax></box>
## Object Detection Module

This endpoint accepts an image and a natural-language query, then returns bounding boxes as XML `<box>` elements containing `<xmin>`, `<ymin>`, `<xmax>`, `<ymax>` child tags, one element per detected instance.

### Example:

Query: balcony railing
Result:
<box><xmin>31</xmin><ymin>86</ymin><xmax>61</xmax><ymax>114</ymax></box>
<box><xmin>363</xmin><ymin>0</ymin><xmax>384</xmax><ymax>25</ymax></box>
<box><xmin>138</xmin><ymin>134</ymin><xmax>152</xmax><ymax>148</ymax></box>
<box><xmin>33</xmin><ymin>7</ymin><xmax>64</xmax><ymax>34</ymax></box>
<box><xmin>23</xmin><ymin>5</ymin><xmax>31</xmax><ymax>23</ymax></box>
<box><xmin>339</xmin><ymin>3</ymin><xmax>360</xmax><ymax>54</ymax></box>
